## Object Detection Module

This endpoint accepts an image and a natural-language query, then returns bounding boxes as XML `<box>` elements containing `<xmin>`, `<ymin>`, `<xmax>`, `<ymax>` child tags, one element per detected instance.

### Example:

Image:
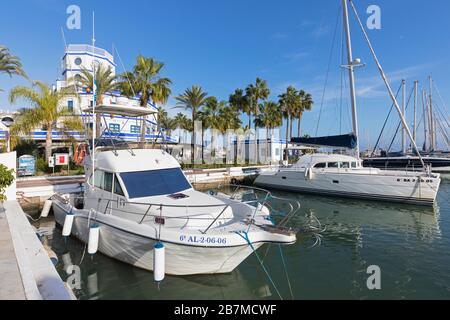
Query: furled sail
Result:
<box><xmin>291</xmin><ymin>133</ymin><xmax>358</xmax><ymax>149</ymax></box>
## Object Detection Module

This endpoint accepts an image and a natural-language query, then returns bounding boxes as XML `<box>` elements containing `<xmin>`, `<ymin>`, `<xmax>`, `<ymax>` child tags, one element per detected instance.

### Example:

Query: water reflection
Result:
<box><xmin>31</xmin><ymin>183</ymin><xmax>450</xmax><ymax>300</ymax></box>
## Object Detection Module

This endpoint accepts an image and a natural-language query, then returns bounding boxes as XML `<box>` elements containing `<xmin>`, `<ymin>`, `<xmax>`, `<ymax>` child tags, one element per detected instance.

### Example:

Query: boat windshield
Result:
<box><xmin>119</xmin><ymin>168</ymin><xmax>192</xmax><ymax>199</ymax></box>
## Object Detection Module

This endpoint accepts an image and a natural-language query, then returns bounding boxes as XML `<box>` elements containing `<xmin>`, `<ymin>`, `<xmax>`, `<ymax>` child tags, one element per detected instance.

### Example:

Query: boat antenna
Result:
<box><xmin>92</xmin><ymin>11</ymin><xmax>97</xmax><ymax>189</ymax></box>
<box><xmin>348</xmin><ymin>0</ymin><xmax>427</xmax><ymax>170</ymax></box>
<box><xmin>342</xmin><ymin>0</ymin><xmax>360</xmax><ymax>159</ymax></box>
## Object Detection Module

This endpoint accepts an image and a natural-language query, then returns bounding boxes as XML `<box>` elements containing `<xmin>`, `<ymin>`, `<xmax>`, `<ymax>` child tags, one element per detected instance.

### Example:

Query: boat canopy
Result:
<box><xmin>83</xmin><ymin>103</ymin><xmax>156</xmax><ymax>117</ymax></box>
<box><xmin>291</xmin><ymin>133</ymin><xmax>358</xmax><ymax>149</ymax></box>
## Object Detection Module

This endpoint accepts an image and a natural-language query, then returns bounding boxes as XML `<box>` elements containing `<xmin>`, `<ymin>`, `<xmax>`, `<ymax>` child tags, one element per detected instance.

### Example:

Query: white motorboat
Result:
<box><xmin>50</xmin><ymin>98</ymin><xmax>298</xmax><ymax>276</ymax></box>
<box><xmin>255</xmin><ymin>0</ymin><xmax>441</xmax><ymax>206</ymax></box>
<box><xmin>52</xmin><ymin>147</ymin><xmax>298</xmax><ymax>275</ymax></box>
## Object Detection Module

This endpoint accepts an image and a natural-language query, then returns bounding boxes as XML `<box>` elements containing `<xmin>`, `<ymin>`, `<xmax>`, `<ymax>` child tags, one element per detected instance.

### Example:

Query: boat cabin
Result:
<box><xmin>292</xmin><ymin>154</ymin><xmax>363</xmax><ymax>170</ymax></box>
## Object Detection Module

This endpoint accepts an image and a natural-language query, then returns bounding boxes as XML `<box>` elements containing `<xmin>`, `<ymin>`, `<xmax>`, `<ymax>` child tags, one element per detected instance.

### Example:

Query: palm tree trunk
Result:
<box><xmin>201</xmin><ymin>129</ymin><xmax>205</xmax><ymax>164</ymax></box>
<box><xmin>285</xmin><ymin>117</ymin><xmax>289</xmax><ymax>162</ymax></box>
<box><xmin>266</xmin><ymin>127</ymin><xmax>269</xmax><ymax>163</ymax></box>
<box><xmin>191</xmin><ymin>111</ymin><xmax>195</xmax><ymax>165</ymax></box>
<box><xmin>95</xmin><ymin>113</ymin><xmax>102</xmax><ymax>140</ymax></box>
<box><xmin>140</xmin><ymin>118</ymin><xmax>146</xmax><ymax>147</ymax></box>
<box><xmin>289</xmin><ymin>116</ymin><xmax>293</xmax><ymax>141</ymax></box>
<box><xmin>297</xmin><ymin>113</ymin><xmax>303</xmax><ymax>137</ymax></box>
<box><xmin>45</xmin><ymin>126</ymin><xmax>53</xmax><ymax>164</ymax></box>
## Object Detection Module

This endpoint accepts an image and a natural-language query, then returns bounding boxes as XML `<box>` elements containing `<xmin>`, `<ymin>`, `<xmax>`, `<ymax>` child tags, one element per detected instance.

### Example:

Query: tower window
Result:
<box><xmin>75</xmin><ymin>57</ymin><xmax>82</xmax><ymax>66</ymax></box>
<box><xmin>68</xmin><ymin>100</ymin><xmax>74</xmax><ymax>112</ymax></box>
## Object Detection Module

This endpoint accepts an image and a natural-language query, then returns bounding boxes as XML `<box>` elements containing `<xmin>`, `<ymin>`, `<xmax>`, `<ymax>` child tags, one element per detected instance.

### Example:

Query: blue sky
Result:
<box><xmin>1</xmin><ymin>0</ymin><xmax>450</xmax><ymax>150</ymax></box>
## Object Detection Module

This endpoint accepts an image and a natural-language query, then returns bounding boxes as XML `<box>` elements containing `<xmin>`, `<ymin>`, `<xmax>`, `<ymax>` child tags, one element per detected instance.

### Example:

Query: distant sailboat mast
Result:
<box><xmin>413</xmin><ymin>80</ymin><xmax>418</xmax><ymax>144</ymax></box>
<box><xmin>342</xmin><ymin>0</ymin><xmax>360</xmax><ymax>159</ymax></box>
<box><xmin>429</xmin><ymin>76</ymin><xmax>435</xmax><ymax>151</ymax></box>
<box><xmin>402</xmin><ymin>79</ymin><xmax>406</xmax><ymax>154</ymax></box>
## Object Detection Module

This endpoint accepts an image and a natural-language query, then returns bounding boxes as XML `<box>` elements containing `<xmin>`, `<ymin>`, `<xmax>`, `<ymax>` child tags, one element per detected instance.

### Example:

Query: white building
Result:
<box><xmin>227</xmin><ymin>138</ymin><xmax>286</xmax><ymax>165</ymax></box>
<box><xmin>55</xmin><ymin>44</ymin><xmax>176</xmax><ymax>143</ymax></box>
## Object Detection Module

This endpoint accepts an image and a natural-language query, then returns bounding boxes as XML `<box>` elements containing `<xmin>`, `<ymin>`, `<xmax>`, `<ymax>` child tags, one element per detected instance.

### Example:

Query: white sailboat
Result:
<box><xmin>254</xmin><ymin>0</ymin><xmax>441</xmax><ymax>206</ymax></box>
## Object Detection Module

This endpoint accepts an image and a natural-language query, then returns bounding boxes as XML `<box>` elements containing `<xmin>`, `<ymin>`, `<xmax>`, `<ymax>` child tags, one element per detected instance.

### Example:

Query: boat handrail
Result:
<box><xmin>56</xmin><ymin>185</ymin><xmax>301</xmax><ymax>233</ymax></box>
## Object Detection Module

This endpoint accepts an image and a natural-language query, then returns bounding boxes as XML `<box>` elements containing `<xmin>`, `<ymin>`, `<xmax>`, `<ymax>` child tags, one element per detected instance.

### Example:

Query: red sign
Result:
<box><xmin>54</xmin><ymin>154</ymin><xmax>69</xmax><ymax>166</ymax></box>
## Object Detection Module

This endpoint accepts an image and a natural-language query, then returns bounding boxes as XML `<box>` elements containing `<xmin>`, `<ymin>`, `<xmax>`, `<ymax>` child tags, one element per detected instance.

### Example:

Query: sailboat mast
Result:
<box><xmin>342</xmin><ymin>0</ymin><xmax>360</xmax><ymax>158</ymax></box>
<box><xmin>402</xmin><ymin>80</ymin><xmax>406</xmax><ymax>154</ymax></box>
<box><xmin>429</xmin><ymin>76</ymin><xmax>435</xmax><ymax>151</ymax></box>
<box><xmin>347</xmin><ymin>0</ymin><xmax>426</xmax><ymax>169</ymax></box>
<box><xmin>413</xmin><ymin>80</ymin><xmax>418</xmax><ymax>143</ymax></box>
<box><xmin>422</xmin><ymin>90</ymin><xmax>428</xmax><ymax>152</ymax></box>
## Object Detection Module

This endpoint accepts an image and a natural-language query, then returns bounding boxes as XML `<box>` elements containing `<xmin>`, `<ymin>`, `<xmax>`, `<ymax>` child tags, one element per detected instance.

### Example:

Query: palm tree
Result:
<box><xmin>76</xmin><ymin>65</ymin><xmax>118</xmax><ymax>139</ymax></box>
<box><xmin>199</xmin><ymin>97</ymin><xmax>224</xmax><ymax>160</ymax></box>
<box><xmin>0</xmin><ymin>46</ymin><xmax>26</xmax><ymax>88</ymax></box>
<box><xmin>174</xmin><ymin>113</ymin><xmax>190</xmax><ymax>144</ymax></box>
<box><xmin>255</xmin><ymin>101</ymin><xmax>282</xmax><ymax>161</ymax></box>
<box><xmin>296</xmin><ymin>90</ymin><xmax>313</xmax><ymax>137</ymax></box>
<box><xmin>229</xmin><ymin>89</ymin><xmax>250</xmax><ymax>129</ymax></box>
<box><xmin>119</xmin><ymin>56</ymin><xmax>172</xmax><ymax>144</ymax></box>
<box><xmin>218</xmin><ymin>104</ymin><xmax>242</xmax><ymax>164</ymax></box>
<box><xmin>9</xmin><ymin>81</ymin><xmax>82</xmax><ymax>161</ymax></box>
<box><xmin>156</xmin><ymin>107</ymin><xmax>169</xmax><ymax>134</ymax></box>
<box><xmin>175</xmin><ymin>86</ymin><xmax>208</xmax><ymax>162</ymax></box>
<box><xmin>246</xmin><ymin>78</ymin><xmax>270</xmax><ymax>164</ymax></box>
<box><xmin>279</xmin><ymin>86</ymin><xmax>299</xmax><ymax>161</ymax></box>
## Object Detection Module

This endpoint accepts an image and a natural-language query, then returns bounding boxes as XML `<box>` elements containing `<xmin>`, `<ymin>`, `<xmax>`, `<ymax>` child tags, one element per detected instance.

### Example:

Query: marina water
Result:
<box><xmin>31</xmin><ymin>182</ymin><xmax>450</xmax><ymax>300</ymax></box>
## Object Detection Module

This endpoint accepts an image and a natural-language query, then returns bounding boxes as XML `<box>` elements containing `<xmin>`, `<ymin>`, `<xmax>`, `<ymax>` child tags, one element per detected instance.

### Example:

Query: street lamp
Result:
<box><xmin>1</xmin><ymin>116</ymin><xmax>14</xmax><ymax>153</ymax></box>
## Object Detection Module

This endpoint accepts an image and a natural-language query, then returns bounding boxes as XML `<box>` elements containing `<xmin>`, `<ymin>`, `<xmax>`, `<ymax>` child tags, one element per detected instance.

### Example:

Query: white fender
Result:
<box><xmin>40</xmin><ymin>200</ymin><xmax>52</xmax><ymax>218</ymax></box>
<box><xmin>88</xmin><ymin>225</ymin><xmax>100</xmax><ymax>255</ymax></box>
<box><xmin>62</xmin><ymin>213</ymin><xmax>74</xmax><ymax>237</ymax></box>
<box><xmin>153</xmin><ymin>242</ymin><xmax>165</xmax><ymax>282</ymax></box>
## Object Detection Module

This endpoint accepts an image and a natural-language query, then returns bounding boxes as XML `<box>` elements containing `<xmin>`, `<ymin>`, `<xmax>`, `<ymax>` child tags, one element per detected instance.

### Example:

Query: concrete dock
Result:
<box><xmin>0</xmin><ymin>204</ymin><xmax>26</xmax><ymax>300</ymax></box>
<box><xmin>0</xmin><ymin>201</ymin><xmax>74</xmax><ymax>300</ymax></box>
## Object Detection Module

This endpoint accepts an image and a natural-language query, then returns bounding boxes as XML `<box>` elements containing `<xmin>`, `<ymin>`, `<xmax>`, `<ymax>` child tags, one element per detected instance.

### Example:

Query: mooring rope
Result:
<box><xmin>235</xmin><ymin>231</ymin><xmax>283</xmax><ymax>300</ymax></box>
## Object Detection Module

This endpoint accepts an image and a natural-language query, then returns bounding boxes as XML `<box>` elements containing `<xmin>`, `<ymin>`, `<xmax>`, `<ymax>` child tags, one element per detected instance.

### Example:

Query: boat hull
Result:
<box><xmin>52</xmin><ymin>202</ymin><xmax>263</xmax><ymax>275</ymax></box>
<box><xmin>254</xmin><ymin>169</ymin><xmax>440</xmax><ymax>206</ymax></box>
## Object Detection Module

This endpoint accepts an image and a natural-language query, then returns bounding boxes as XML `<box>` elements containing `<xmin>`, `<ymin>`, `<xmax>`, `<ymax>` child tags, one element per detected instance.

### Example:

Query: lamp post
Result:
<box><xmin>1</xmin><ymin>116</ymin><xmax>14</xmax><ymax>153</ymax></box>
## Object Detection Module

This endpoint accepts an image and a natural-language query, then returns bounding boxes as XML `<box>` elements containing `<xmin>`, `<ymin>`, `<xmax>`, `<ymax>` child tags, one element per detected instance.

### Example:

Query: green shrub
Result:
<box><xmin>0</xmin><ymin>164</ymin><xmax>15</xmax><ymax>202</ymax></box>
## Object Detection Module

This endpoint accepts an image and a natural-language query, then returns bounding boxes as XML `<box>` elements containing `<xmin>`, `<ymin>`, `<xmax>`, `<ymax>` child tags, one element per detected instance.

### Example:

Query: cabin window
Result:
<box><xmin>114</xmin><ymin>174</ymin><xmax>125</xmax><ymax>197</ymax></box>
<box><xmin>341</xmin><ymin>162</ymin><xmax>350</xmax><ymax>169</ymax></box>
<box><xmin>130</xmin><ymin>125</ymin><xmax>141</xmax><ymax>134</ymax></box>
<box><xmin>120</xmin><ymin>168</ymin><xmax>192</xmax><ymax>199</ymax></box>
<box><xmin>314</xmin><ymin>163</ymin><xmax>327</xmax><ymax>168</ymax></box>
<box><xmin>351</xmin><ymin>162</ymin><xmax>357</xmax><ymax>168</ymax></box>
<box><xmin>328</xmin><ymin>162</ymin><xmax>339</xmax><ymax>168</ymax></box>
<box><xmin>109</xmin><ymin>124</ymin><xmax>120</xmax><ymax>133</ymax></box>
<box><xmin>94</xmin><ymin>170</ymin><xmax>104</xmax><ymax>189</ymax></box>
<box><xmin>104</xmin><ymin>172</ymin><xmax>113</xmax><ymax>192</ymax></box>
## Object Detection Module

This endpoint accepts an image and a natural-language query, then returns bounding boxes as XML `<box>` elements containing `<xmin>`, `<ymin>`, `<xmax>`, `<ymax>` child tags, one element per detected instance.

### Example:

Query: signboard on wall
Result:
<box><xmin>54</xmin><ymin>153</ymin><xmax>69</xmax><ymax>166</ymax></box>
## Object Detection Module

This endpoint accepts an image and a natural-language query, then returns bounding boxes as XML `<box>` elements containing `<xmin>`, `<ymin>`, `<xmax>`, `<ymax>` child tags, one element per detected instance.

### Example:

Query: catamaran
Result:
<box><xmin>254</xmin><ymin>0</ymin><xmax>441</xmax><ymax>206</ymax></box>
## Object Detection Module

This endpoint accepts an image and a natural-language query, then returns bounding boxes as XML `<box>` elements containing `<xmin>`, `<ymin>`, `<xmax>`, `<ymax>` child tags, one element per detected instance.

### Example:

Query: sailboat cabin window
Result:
<box><xmin>314</xmin><ymin>163</ymin><xmax>327</xmax><ymax>168</ymax></box>
<box><xmin>352</xmin><ymin>162</ymin><xmax>357</xmax><ymax>168</ymax></box>
<box><xmin>328</xmin><ymin>162</ymin><xmax>339</xmax><ymax>168</ymax></box>
<box><xmin>341</xmin><ymin>162</ymin><xmax>350</xmax><ymax>169</ymax></box>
